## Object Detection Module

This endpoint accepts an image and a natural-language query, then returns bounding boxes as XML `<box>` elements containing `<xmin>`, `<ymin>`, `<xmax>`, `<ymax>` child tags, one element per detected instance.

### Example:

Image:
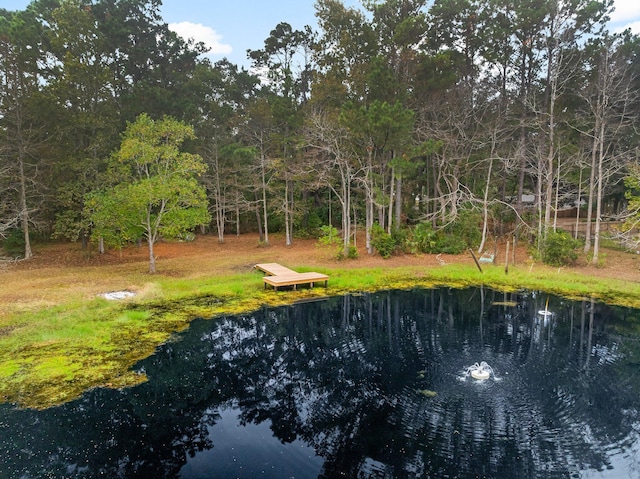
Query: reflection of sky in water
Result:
<box><xmin>179</xmin><ymin>406</ymin><xmax>323</xmax><ymax>479</ymax></box>
<box><xmin>2</xmin><ymin>287</ymin><xmax>640</xmax><ymax>478</ymax></box>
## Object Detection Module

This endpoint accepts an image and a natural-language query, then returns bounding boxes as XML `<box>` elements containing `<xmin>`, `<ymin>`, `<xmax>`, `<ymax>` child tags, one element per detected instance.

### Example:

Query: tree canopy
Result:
<box><xmin>1</xmin><ymin>0</ymin><xmax>639</xmax><ymax>267</ymax></box>
<box><xmin>87</xmin><ymin>114</ymin><xmax>210</xmax><ymax>272</ymax></box>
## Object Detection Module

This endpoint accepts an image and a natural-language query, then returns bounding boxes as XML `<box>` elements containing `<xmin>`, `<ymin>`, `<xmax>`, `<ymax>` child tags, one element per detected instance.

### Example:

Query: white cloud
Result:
<box><xmin>620</xmin><ymin>20</ymin><xmax>640</xmax><ymax>34</ymax></box>
<box><xmin>611</xmin><ymin>18</ymin><xmax>640</xmax><ymax>35</ymax></box>
<box><xmin>610</xmin><ymin>0</ymin><xmax>640</xmax><ymax>23</ymax></box>
<box><xmin>609</xmin><ymin>0</ymin><xmax>640</xmax><ymax>34</ymax></box>
<box><xmin>168</xmin><ymin>21</ymin><xmax>232</xmax><ymax>56</ymax></box>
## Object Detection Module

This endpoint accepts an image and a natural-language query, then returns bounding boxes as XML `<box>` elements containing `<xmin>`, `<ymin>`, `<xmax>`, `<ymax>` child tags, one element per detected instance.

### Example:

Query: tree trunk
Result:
<box><xmin>387</xmin><ymin>166</ymin><xmax>394</xmax><ymax>234</ymax></box>
<box><xmin>592</xmin><ymin>120</ymin><xmax>606</xmax><ymax>265</ymax></box>
<box><xmin>236</xmin><ymin>193</ymin><xmax>241</xmax><ymax>236</ymax></box>
<box><xmin>543</xmin><ymin>91</ymin><xmax>556</xmax><ymax>237</ymax></box>
<box><xmin>451</xmin><ymin>162</ymin><xmax>461</xmax><ymax>219</ymax></box>
<box><xmin>574</xmin><ymin>168</ymin><xmax>582</xmax><ymax>240</ymax></box>
<box><xmin>17</xmin><ymin>121</ymin><xmax>32</xmax><ymax>259</ymax></box>
<box><xmin>553</xmin><ymin>159</ymin><xmax>560</xmax><ymax>231</ymax></box>
<box><xmin>214</xmin><ymin>157</ymin><xmax>225</xmax><ymax>244</ymax></box>
<box><xmin>341</xmin><ymin>168</ymin><xmax>351</xmax><ymax>256</ymax></box>
<box><xmin>328</xmin><ymin>189</ymin><xmax>332</xmax><ymax>229</ymax></box>
<box><xmin>366</xmin><ymin>193</ymin><xmax>374</xmax><ymax>254</ymax></box>
<box><xmin>584</xmin><ymin>128</ymin><xmax>598</xmax><ymax>254</ymax></box>
<box><xmin>365</xmin><ymin>150</ymin><xmax>374</xmax><ymax>255</ymax></box>
<box><xmin>516</xmin><ymin>138</ymin><xmax>526</xmax><ymax>215</ymax></box>
<box><xmin>254</xmin><ymin>194</ymin><xmax>263</xmax><ymax>243</ymax></box>
<box><xmin>19</xmin><ymin>176</ymin><xmax>32</xmax><ymax>259</ymax></box>
<box><xmin>536</xmin><ymin>163</ymin><xmax>543</xmax><ymax>251</ymax></box>
<box><xmin>260</xmin><ymin>151</ymin><xmax>269</xmax><ymax>245</ymax></box>
<box><xmin>478</xmin><ymin>158</ymin><xmax>493</xmax><ymax>254</ymax></box>
<box><xmin>285</xmin><ymin>179</ymin><xmax>292</xmax><ymax>246</ymax></box>
<box><xmin>394</xmin><ymin>174</ymin><xmax>402</xmax><ymax>228</ymax></box>
<box><xmin>148</xmin><ymin>236</ymin><xmax>156</xmax><ymax>274</ymax></box>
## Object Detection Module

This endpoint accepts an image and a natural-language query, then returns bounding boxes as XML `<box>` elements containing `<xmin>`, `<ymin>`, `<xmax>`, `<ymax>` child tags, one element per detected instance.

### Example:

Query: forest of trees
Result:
<box><xmin>2</xmin><ymin>0</ymin><xmax>640</xmax><ymax>266</ymax></box>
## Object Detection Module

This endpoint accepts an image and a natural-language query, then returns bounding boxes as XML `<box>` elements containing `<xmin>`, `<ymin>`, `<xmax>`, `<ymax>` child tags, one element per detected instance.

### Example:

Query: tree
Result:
<box><xmin>43</xmin><ymin>0</ymin><xmax>121</xmax><ymax>245</ymax></box>
<box><xmin>242</xmin><ymin>98</ymin><xmax>277</xmax><ymax>245</ymax></box>
<box><xmin>249</xmin><ymin>22</ymin><xmax>315</xmax><ymax>246</ymax></box>
<box><xmin>91</xmin><ymin>0</ymin><xmax>208</xmax><ymax>121</ymax></box>
<box><xmin>580</xmin><ymin>33</ymin><xmax>639</xmax><ymax>263</ymax></box>
<box><xmin>205</xmin><ymin>142</ymin><xmax>256</xmax><ymax>243</ymax></box>
<box><xmin>87</xmin><ymin>114</ymin><xmax>210</xmax><ymax>273</ymax></box>
<box><xmin>305</xmin><ymin>108</ymin><xmax>360</xmax><ymax>257</ymax></box>
<box><xmin>0</xmin><ymin>6</ymin><xmax>45</xmax><ymax>259</ymax></box>
<box><xmin>622</xmin><ymin>163</ymin><xmax>640</xmax><ymax>248</ymax></box>
<box><xmin>193</xmin><ymin>59</ymin><xmax>260</xmax><ymax>243</ymax></box>
<box><xmin>535</xmin><ymin>0</ymin><xmax>610</xmax><ymax>242</ymax></box>
<box><xmin>339</xmin><ymin>99</ymin><xmax>415</xmax><ymax>253</ymax></box>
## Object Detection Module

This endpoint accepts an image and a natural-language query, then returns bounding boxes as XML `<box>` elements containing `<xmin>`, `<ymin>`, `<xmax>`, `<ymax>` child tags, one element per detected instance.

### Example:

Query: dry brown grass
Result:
<box><xmin>2</xmin><ymin>232</ymin><xmax>640</xmax><ymax>318</ymax></box>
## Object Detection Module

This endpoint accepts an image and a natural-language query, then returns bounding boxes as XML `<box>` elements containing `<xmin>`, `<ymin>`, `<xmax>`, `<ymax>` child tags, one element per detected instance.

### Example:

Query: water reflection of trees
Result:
<box><xmin>1</xmin><ymin>288</ymin><xmax>639</xmax><ymax>478</ymax></box>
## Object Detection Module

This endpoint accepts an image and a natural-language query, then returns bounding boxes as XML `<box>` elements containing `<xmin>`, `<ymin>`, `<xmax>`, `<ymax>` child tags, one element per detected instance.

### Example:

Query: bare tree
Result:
<box><xmin>0</xmin><ymin>162</ymin><xmax>20</xmax><ymax>241</ymax></box>
<box><xmin>243</xmin><ymin>99</ymin><xmax>277</xmax><ymax>246</ymax></box>
<box><xmin>0</xmin><ymin>15</ymin><xmax>44</xmax><ymax>259</ymax></box>
<box><xmin>304</xmin><ymin>109</ymin><xmax>361</xmax><ymax>256</ymax></box>
<box><xmin>415</xmin><ymin>89</ymin><xmax>486</xmax><ymax>226</ymax></box>
<box><xmin>576</xmin><ymin>34</ymin><xmax>638</xmax><ymax>264</ymax></box>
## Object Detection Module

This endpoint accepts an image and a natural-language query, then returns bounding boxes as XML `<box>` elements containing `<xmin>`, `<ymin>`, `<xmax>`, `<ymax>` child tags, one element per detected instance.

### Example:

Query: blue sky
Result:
<box><xmin>3</xmin><ymin>0</ymin><xmax>356</xmax><ymax>68</ymax></box>
<box><xmin>160</xmin><ymin>0</ymin><xmax>347</xmax><ymax>68</ymax></box>
<box><xmin>3</xmin><ymin>0</ymin><xmax>640</xmax><ymax>69</ymax></box>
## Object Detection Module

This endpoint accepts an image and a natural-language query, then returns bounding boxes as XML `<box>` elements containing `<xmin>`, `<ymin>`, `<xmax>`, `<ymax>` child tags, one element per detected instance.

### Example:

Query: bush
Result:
<box><xmin>317</xmin><ymin>225</ymin><xmax>358</xmax><ymax>260</ymax></box>
<box><xmin>371</xmin><ymin>223</ymin><xmax>396</xmax><ymax>258</ymax></box>
<box><xmin>410</xmin><ymin>222</ymin><xmax>437</xmax><ymax>253</ymax></box>
<box><xmin>390</xmin><ymin>227</ymin><xmax>410</xmax><ymax>253</ymax></box>
<box><xmin>540</xmin><ymin>230</ymin><xmax>580</xmax><ymax>266</ymax></box>
<box><xmin>337</xmin><ymin>244</ymin><xmax>359</xmax><ymax>260</ymax></box>
<box><xmin>445</xmin><ymin>210</ymin><xmax>482</xmax><ymax>249</ymax></box>
<box><xmin>1</xmin><ymin>229</ymin><xmax>26</xmax><ymax>258</ymax></box>
<box><xmin>434</xmin><ymin>232</ymin><xmax>468</xmax><ymax>254</ymax></box>
<box><xmin>295</xmin><ymin>209</ymin><xmax>324</xmax><ymax>238</ymax></box>
<box><xmin>409</xmin><ymin>211</ymin><xmax>482</xmax><ymax>255</ymax></box>
<box><xmin>370</xmin><ymin>211</ymin><xmax>482</xmax><ymax>258</ymax></box>
<box><xmin>317</xmin><ymin>225</ymin><xmax>340</xmax><ymax>247</ymax></box>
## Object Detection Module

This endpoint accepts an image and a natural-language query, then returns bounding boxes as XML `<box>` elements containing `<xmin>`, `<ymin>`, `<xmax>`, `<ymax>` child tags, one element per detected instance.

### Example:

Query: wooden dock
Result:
<box><xmin>255</xmin><ymin>263</ymin><xmax>297</xmax><ymax>276</ymax></box>
<box><xmin>255</xmin><ymin>263</ymin><xmax>329</xmax><ymax>291</ymax></box>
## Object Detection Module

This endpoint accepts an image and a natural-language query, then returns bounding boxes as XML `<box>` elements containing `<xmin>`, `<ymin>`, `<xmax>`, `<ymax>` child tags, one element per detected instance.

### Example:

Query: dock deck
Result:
<box><xmin>255</xmin><ymin>263</ymin><xmax>329</xmax><ymax>291</ymax></box>
<box><xmin>255</xmin><ymin>263</ymin><xmax>297</xmax><ymax>276</ymax></box>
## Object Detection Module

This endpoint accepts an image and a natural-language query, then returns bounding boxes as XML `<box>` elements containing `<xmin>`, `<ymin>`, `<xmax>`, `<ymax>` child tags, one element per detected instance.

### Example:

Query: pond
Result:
<box><xmin>2</xmin><ymin>287</ymin><xmax>640</xmax><ymax>478</ymax></box>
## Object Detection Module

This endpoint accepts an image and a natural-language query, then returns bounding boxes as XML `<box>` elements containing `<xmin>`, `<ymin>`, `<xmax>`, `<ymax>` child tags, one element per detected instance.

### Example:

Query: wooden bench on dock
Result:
<box><xmin>255</xmin><ymin>263</ymin><xmax>329</xmax><ymax>291</ymax></box>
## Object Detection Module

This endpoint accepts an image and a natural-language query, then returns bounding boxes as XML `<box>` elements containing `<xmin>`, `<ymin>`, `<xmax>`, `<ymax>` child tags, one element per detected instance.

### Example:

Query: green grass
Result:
<box><xmin>3</xmin><ymin>261</ymin><xmax>640</xmax><ymax>409</ymax></box>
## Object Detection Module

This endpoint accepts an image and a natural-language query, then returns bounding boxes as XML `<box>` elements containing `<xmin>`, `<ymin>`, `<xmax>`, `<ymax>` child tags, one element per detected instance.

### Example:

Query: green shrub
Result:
<box><xmin>370</xmin><ymin>211</ymin><xmax>481</xmax><ymax>257</ymax></box>
<box><xmin>318</xmin><ymin>225</ymin><xmax>358</xmax><ymax>260</ymax></box>
<box><xmin>371</xmin><ymin>223</ymin><xmax>396</xmax><ymax>259</ymax></box>
<box><xmin>434</xmin><ymin>231</ymin><xmax>468</xmax><ymax>254</ymax></box>
<box><xmin>540</xmin><ymin>230</ymin><xmax>580</xmax><ymax>266</ymax></box>
<box><xmin>1</xmin><ymin>229</ymin><xmax>26</xmax><ymax>258</ymax></box>
<box><xmin>390</xmin><ymin>227</ymin><xmax>410</xmax><ymax>253</ymax></box>
<box><xmin>445</xmin><ymin>210</ymin><xmax>482</xmax><ymax>249</ymax></box>
<box><xmin>337</xmin><ymin>244</ymin><xmax>359</xmax><ymax>260</ymax></box>
<box><xmin>410</xmin><ymin>211</ymin><xmax>482</xmax><ymax>255</ymax></box>
<box><xmin>411</xmin><ymin>222</ymin><xmax>437</xmax><ymax>253</ymax></box>
<box><xmin>317</xmin><ymin>225</ymin><xmax>340</xmax><ymax>247</ymax></box>
<box><xmin>295</xmin><ymin>209</ymin><xmax>324</xmax><ymax>238</ymax></box>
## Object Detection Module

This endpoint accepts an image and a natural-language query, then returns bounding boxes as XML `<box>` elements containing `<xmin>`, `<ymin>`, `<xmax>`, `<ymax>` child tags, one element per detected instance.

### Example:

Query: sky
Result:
<box><xmin>3</xmin><ymin>0</ymin><xmax>640</xmax><ymax>69</ymax></box>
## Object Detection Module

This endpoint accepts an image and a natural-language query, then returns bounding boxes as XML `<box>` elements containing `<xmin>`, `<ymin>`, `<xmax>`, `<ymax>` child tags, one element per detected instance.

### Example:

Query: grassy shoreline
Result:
<box><xmin>3</xmin><ymin>256</ymin><xmax>640</xmax><ymax>410</ymax></box>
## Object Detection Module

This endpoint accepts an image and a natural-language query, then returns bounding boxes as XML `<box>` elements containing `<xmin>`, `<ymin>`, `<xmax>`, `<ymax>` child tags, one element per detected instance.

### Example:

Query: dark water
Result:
<box><xmin>2</xmin><ymin>287</ymin><xmax>640</xmax><ymax>479</ymax></box>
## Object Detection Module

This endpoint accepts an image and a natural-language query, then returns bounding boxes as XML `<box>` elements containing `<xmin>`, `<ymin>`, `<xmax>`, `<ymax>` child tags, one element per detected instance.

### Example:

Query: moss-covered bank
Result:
<box><xmin>2</xmin><ymin>263</ymin><xmax>640</xmax><ymax>409</ymax></box>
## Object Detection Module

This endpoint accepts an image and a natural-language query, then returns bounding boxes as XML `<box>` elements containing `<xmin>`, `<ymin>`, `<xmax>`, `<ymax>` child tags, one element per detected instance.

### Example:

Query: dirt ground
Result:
<box><xmin>2</xmin><ymin>232</ymin><xmax>640</xmax><ymax>313</ymax></box>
